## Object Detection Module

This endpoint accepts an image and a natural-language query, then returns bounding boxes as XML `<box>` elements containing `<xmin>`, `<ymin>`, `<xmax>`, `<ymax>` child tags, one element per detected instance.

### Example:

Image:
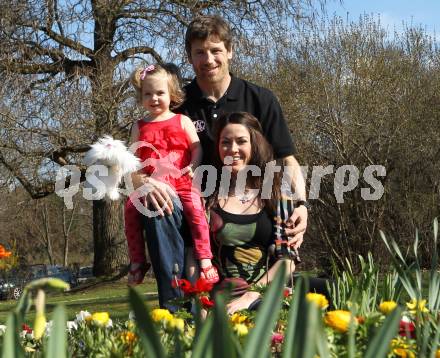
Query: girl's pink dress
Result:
<box><xmin>124</xmin><ymin>114</ymin><xmax>212</xmax><ymax>264</ymax></box>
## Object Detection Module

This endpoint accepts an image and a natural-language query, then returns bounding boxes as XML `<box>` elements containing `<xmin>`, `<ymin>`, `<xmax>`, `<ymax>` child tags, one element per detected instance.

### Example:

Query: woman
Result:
<box><xmin>206</xmin><ymin>112</ymin><xmax>299</xmax><ymax>314</ymax></box>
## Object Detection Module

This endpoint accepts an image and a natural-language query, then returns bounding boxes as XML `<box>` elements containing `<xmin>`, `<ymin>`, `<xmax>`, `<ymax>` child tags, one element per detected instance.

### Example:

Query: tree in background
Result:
<box><xmin>0</xmin><ymin>187</ymin><xmax>92</xmax><ymax>266</ymax></box>
<box><xmin>0</xmin><ymin>0</ymin><xmax>324</xmax><ymax>275</ymax></box>
<box><xmin>261</xmin><ymin>15</ymin><xmax>440</xmax><ymax>270</ymax></box>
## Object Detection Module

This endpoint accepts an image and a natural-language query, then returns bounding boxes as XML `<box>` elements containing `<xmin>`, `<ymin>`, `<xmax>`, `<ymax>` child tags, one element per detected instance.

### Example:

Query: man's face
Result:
<box><xmin>188</xmin><ymin>36</ymin><xmax>232</xmax><ymax>84</ymax></box>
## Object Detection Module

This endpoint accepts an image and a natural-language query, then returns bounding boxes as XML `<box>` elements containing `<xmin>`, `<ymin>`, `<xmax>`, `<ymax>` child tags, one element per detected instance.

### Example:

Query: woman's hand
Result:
<box><xmin>284</xmin><ymin>205</ymin><xmax>308</xmax><ymax>249</ymax></box>
<box><xmin>226</xmin><ymin>291</ymin><xmax>261</xmax><ymax>315</ymax></box>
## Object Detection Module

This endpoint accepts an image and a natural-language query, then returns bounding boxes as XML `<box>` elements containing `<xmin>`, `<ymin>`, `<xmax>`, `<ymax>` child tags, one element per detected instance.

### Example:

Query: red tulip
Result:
<box><xmin>22</xmin><ymin>323</ymin><xmax>33</xmax><ymax>334</ymax></box>
<box><xmin>271</xmin><ymin>332</ymin><xmax>284</xmax><ymax>344</ymax></box>
<box><xmin>399</xmin><ymin>319</ymin><xmax>416</xmax><ymax>338</ymax></box>
<box><xmin>199</xmin><ymin>295</ymin><xmax>215</xmax><ymax>308</ymax></box>
<box><xmin>172</xmin><ymin>279</ymin><xmax>194</xmax><ymax>294</ymax></box>
<box><xmin>171</xmin><ymin>277</ymin><xmax>214</xmax><ymax>296</ymax></box>
<box><xmin>194</xmin><ymin>278</ymin><xmax>214</xmax><ymax>293</ymax></box>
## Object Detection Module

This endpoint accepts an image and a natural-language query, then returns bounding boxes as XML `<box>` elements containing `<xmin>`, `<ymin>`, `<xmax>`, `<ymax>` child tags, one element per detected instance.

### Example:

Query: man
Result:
<box><xmin>138</xmin><ymin>15</ymin><xmax>308</xmax><ymax>310</ymax></box>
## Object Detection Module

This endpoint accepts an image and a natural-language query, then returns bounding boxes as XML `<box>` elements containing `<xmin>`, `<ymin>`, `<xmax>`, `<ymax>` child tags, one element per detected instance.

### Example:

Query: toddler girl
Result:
<box><xmin>124</xmin><ymin>64</ymin><xmax>219</xmax><ymax>287</ymax></box>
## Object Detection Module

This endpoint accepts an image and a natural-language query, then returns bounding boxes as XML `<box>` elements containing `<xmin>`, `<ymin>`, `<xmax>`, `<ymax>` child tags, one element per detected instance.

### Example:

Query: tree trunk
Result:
<box><xmin>63</xmin><ymin>237</ymin><xmax>69</xmax><ymax>267</ymax></box>
<box><xmin>92</xmin><ymin>199</ymin><xmax>128</xmax><ymax>276</ymax></box>
<box><xmin>62</xmin><ymin>204</ymin><xmax>75</xmax><ymax>267</ymax></box>
<box><xmin>41</xmin><ymin>203</ymin><xmax>54</xmax><ymax>265</ymax></box>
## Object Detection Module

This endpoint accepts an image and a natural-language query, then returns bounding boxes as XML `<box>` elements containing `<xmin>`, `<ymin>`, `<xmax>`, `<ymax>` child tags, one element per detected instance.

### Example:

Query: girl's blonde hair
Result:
<box><xmin>130</xmin><ymin>64</ymin><xmax>184</xmax><ymax>109</ymax></box>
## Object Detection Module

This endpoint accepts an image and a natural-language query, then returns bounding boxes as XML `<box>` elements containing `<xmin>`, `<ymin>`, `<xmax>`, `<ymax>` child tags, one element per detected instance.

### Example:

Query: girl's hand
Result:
<box><xmin>226</xmin><ymin>291</ymin><xmax>261</xmax><ymax>315</ymax></box>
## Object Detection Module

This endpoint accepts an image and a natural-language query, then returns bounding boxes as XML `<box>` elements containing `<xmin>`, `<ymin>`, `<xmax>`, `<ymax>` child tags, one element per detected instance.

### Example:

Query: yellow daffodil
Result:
<box><xmin>391</xmin><ymin>336</ymin><xmax>416</xmax><ymax>357</ymax></box>
<box><xmin>324</xmin><ymin>310</ymin><xmax>355</xmax><ymax>333</ymax></box>
<box><xmin>406</xmin><ymin>299</ymin><xmax>428</xmax><ymax>314</ymax></box>
<box><xmin>230</xmin><ymin>313</ymin><xmax>248</xmax><ymax>324</ymax></box>
<box><xmin>379</xmin><ymin>301</ymin><xmax>397</xmax><ymax>315</ymax></box>
<box><xmin>393</xmin><ymin>348</ymin><xmax>416</xmax><ymax>358</ymax></box>
<box><xmin>86</xmin><ymin>312</ymin><xmax>110</xmax><ymax>326</ymax></box>
<box><xmin>306</xmin><ymin>293</ymin><xmax>329</xmax><ymax>309</ymax></box>
<box><xmin>233</xmin><ymin>323</ymin><xmax>249</xmax><ymax>336</ymax></box>
<box><xmin>151</xmin><ymin>308</ymin><xmax>173</xmax><ymax>322</ymax></box>
<box><xmin>168</xmin><ymin>318</ymin><xmax>185</xmax><ymax>332</ymax></box>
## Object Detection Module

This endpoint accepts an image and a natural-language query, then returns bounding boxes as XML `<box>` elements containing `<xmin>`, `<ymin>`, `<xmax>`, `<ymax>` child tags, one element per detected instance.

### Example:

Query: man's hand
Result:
<box><xmin>284</xmin><ymin>205</ymin><xmax>308</xmax><ymax>249</ymax></box>
<box><xmin>139</xmin><ymin>177</ymin><xmax>177</xmax><ymax>216</ymax></box>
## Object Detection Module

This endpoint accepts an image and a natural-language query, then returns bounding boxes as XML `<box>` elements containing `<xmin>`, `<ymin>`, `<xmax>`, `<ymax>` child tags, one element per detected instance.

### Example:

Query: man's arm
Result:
<box><xmin>282</xmin><ymin>155</ymin><xmax>308</xmax><ymax>249</ymax></box>
<box><xmin>181</xmin><ymin>115</ymin><xmax>202</xmax><ymax>176</ymax></box>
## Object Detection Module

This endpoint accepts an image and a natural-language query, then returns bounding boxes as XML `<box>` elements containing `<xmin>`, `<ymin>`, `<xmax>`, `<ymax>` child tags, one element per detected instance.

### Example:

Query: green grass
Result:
<box><xmin>0</xmin><ymin>278</ymin><xmax>159</xmax><ymax>325</ymax></box>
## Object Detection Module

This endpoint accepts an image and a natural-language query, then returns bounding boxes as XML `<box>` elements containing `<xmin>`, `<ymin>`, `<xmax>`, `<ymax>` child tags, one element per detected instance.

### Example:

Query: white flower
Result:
<box><xmin>401</xmin><ymin>315</ymin><xmax>411</xmax><ymax>323</ymax></box>
<box><xmin>75</xmin><ymin>310</ymin><xmax>91</xmax><ymax>322</ymax></box>
<box><xmin>0</xmin><ymin>325</ymin><xmax>6</xmax><ymax>335</ymax></box>
<box><xmin>106</xmin><ymin>319</ymin><xmax>113</xmax><ymax>328</ymax></box>
<box><xmin>128</xmin><ymin>311</ymin><xmax>136</xmax><ymax>320</ymax></box>
<box><xmin>20</xmin><ymin>330</ymin><xmax>33</xmax><ymax>339</ymax></box>
<box><xmin>66</xmin><ymin>321</ymin><xmax>78</xmax><ymax>332</ymax></box>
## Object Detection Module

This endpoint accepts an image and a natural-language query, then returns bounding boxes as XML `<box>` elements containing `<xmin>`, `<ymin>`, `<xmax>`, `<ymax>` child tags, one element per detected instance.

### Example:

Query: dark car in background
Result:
<box><xmin>77</xmin><ymin>266</ymin><xmax>94</xmax><ymax>283</ymax></box>
<box><xmin>0</xmin><ymin>264</ymin><xmax>77</xmax><ymax>300</ymax></box>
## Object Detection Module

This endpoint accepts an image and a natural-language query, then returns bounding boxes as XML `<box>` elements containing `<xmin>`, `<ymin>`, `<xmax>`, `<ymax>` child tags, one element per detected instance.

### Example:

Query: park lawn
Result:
<box><xmin>0</xmin><ymin>278</ymin><xmax>159</xmax><ymax>325</ymax></box>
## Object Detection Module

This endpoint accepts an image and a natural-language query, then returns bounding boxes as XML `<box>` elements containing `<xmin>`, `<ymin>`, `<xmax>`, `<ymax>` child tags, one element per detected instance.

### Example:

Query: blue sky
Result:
<box><xmin>325</xmin><ymin>0</ymin><xmax>439</xmax><ymax>37</ymax></box>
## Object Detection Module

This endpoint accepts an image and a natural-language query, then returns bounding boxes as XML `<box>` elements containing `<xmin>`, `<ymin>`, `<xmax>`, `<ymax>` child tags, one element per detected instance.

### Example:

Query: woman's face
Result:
<box><xmin>218</xmin><ymin>123</ymin><xmax>252</xmax><ymax>173</ymax></box>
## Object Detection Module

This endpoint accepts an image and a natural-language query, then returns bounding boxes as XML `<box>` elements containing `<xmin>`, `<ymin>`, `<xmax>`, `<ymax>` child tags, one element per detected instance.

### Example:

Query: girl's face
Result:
<box><xmin>141</xmin><ymin>74</ymin><xmax>171</xmax><ymax>116</ymax></box>
<box><xmin>218</xmin><ymin>123</ymin><xmax>252</xmax><ymax>173</ymax></box>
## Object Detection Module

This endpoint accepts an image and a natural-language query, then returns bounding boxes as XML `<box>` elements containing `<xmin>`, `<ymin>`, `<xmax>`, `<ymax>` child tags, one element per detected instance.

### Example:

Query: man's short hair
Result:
<box><xmin>185</xmin><ymin>15</ymin><xmax>232</xmax><ymax>56</ymax></box>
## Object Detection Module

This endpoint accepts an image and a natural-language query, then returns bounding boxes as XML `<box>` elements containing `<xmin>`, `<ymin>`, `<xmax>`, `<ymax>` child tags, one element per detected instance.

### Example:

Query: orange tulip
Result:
<box><xmin>0</xmin><ymin>245</ymin><xmax>12</xmax><ymax>259</ymax></box>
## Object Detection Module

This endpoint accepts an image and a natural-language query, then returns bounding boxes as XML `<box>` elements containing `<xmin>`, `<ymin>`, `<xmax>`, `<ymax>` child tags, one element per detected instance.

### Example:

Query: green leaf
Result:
<box><xmin>380</xmin><ymin>231</ymin><xmax>418</xmax><ymax>299</ymax></box>
<box><xmin>14</xmin><ymin>288</ymin><xmax>30</xmax><ymax>323</ymax></box>
<box><xmin>2</xmin><ymin>312</ymin><xmax>24</xmax><ymax>358</ymax></box>
<box><xmin>283</xmin><ymin>277</ymin><xmax>322</xmax><ymax>358</ymax></box>
<box><xmin>193</xmin><ymin>298</ymin><xmax>203</xmax><ymax>342</ymax></box>
<box><xmin>347</xmin><ymin>306</ymin><xmax>357</xmax><ymax>358</ymax></box>
<box><xmin>243</xmin><ymin>263</ymin><xmax>286</xmax><ymax>358</ymax></box>
<box><xmin>428</xmin><ymin>318</ymin><xmax>440</xmax><ymax>358</ymax></box>
<box><xmin>429</xmin><ymin>218</ymin><xmax>440</xmax><ymax>310</ymax></box>
<box><xmin>364</xmin><ymin>306</ymin><xmax>402</xmax><ymax>358</ymax></box>
<box><xmin>282</xmin><ymin>277</ymin><xmax>304</xmax><ymax>358</ymax></box>
<box><xmin>192</xmin><ymin>314</ymin><xmax>214</xmax><ymax>358</ymax></box>
<box><xmin>213</xmin><ymin>294</ymin><xmax>236</xmax><ymax>358</ymax></box>
<box><xmin>46</xmin><ymin>305</ymin><xmax>67</xmax><ymax>358</ymax></box>
<box><xmin>172</xmin><ymin>329</ymin><xmax>183</xmax><ymax>358</ymax></box>
<box><xmin>128</xmin><ymin>288</ymin><xmax>165</xmax><ymax>358</ymax></box>
<box><xmin>419</xmin><ymin>318</ymin><xmax>431</xmax><ymax>358</ymax></box>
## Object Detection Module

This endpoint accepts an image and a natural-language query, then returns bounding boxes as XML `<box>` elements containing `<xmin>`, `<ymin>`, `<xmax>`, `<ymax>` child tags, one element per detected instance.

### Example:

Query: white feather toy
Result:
<box><xmin>84</xmin><ymin>135</ymin><xmax>140</xmax><ymax>200</ymax></box>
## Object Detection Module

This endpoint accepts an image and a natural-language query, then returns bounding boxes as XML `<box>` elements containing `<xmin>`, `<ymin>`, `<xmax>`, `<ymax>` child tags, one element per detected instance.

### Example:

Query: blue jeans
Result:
<box><xmin>143</xmin><ymin>201</ymin><xmax>191</xmax><ymax>312</ymax></box>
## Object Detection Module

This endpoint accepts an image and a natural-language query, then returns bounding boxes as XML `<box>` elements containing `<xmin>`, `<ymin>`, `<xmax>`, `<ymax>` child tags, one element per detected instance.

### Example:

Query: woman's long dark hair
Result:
<box><xmin>207</xmin><ymin>112</ymin><xmax>282</xmax><ymax>213</ymax></box>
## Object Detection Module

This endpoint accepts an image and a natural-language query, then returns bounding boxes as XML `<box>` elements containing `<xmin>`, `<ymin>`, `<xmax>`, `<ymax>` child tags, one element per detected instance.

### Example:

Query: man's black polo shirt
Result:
<box><xmin>177</xmin><ymin>74</ymin><xmax>296</xmax><ymax>164</ymax></box>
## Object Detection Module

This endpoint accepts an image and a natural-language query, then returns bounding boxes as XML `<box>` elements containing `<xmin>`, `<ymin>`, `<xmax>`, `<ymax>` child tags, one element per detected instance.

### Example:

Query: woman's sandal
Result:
<box><xmin>200</xmin><ymin>265</ymin><xmax>220</xmax><ymax>284</ymax></box>
<box><xmin>128</xmin><ymin>262</ymin><xmax>151</xmax><ymax>286</ymax></box>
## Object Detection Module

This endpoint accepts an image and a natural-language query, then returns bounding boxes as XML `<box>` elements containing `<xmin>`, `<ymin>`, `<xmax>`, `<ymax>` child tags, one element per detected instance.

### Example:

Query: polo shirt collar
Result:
<box><xmin>187</xmin><ymin>73</ymin><xmax>240</xmax><ymax>102</ymax></box>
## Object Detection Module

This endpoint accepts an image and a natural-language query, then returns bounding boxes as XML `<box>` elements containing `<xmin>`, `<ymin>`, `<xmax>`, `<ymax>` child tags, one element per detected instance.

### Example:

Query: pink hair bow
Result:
<box><xmin>140</xmin><ymin>65</ymin><xmax>156</xmax><ymax>80</ymax></box>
